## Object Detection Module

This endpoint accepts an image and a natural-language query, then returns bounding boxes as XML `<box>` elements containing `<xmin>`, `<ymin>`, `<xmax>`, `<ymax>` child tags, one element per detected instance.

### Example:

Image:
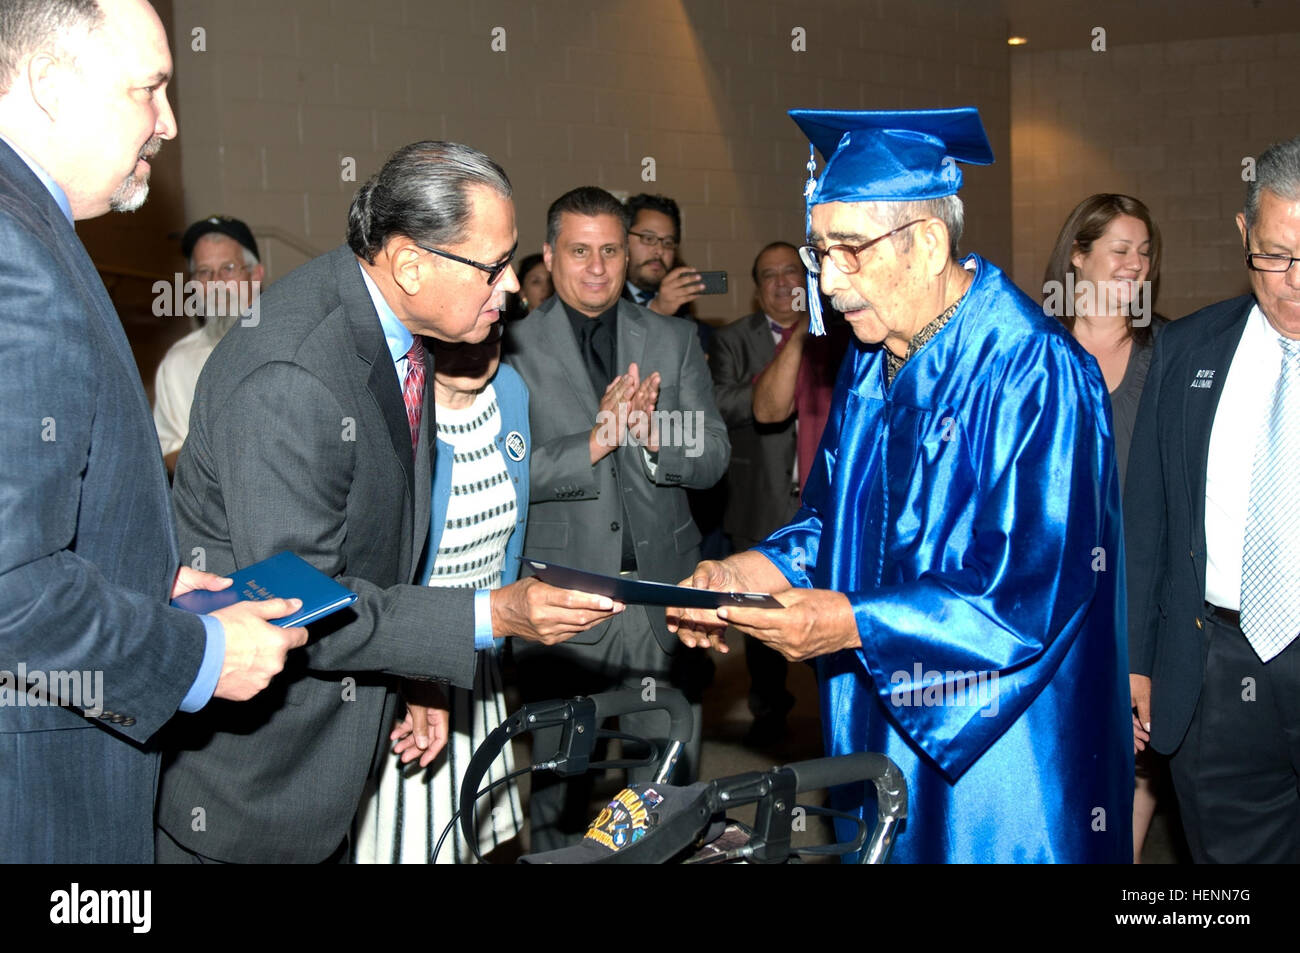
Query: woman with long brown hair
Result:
<box><xmin>1043</xmin><ymin>193</ymin><xmax>1165</xmax><ymax>489</ymax></box>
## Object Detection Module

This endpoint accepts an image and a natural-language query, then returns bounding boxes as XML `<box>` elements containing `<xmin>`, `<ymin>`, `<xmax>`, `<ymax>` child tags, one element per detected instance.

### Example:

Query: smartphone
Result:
<box><xmin>694</xmin><ymin>270</ymin><xmax>728</xmax><ymax>295</ymax></box>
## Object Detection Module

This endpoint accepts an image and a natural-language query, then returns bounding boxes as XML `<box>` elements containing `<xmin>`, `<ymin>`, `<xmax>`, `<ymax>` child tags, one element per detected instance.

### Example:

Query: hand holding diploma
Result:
<box><xmin>170</xmin><ymin>560</ymin><xmax>315</xmax><ymax>703</ymax></box>
<box><xmin>718</xmin><ymin>588</ymin><xmax>860</xmax><ymax>662</ymax></box>
<box><xmin>209</xmin><ymin>599</ymin><xmax>309</xmax><ymax>701</ymax></box>
<box><xmin>668</xmin><ymin>551</ymin><xmax>860</xmax><ymax>661</ymax></box>
<box><xmin>171</xmin><ymin>566</ymin><xmax>234</xmax><ymax>598</ymax></box>
<box><xmin>490</xmin><ymin>576</ymin><xmax>624</xmax><ymax>645</ymax></box>
<box><xmin>665</xmin><ymin>559</ymin><xmax>739</xmax><ymax>652</ymax></box>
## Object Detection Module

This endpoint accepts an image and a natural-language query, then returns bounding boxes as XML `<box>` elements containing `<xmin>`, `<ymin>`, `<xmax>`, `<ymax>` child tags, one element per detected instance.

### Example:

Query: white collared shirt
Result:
<box><xmin>1204</xmin><ymin>304</ymin><xmax>1286</xmax><ymax>609</ymax></box>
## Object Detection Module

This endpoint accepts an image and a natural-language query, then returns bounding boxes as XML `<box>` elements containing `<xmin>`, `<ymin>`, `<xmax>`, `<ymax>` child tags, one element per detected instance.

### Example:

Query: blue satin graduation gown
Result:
<box><xmin>755</xmin><ymin>255</ymin><xmax>1132</xmax><ymax>863</ymax></box>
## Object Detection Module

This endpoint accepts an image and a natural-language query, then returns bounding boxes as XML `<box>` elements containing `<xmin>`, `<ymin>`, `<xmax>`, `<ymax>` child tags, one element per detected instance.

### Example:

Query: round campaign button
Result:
<box><xmin>505</xmin><ymin>430</ymin><xmax>526</xmax><ymax>462</ymax></box>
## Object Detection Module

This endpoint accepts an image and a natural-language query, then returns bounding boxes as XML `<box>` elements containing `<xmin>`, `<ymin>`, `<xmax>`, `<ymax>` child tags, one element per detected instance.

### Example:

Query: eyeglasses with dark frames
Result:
<box><xmin>414</xmin><ymin>240</ymin><xmax>518</xmax><ymax>285</ymax></box>
<box><xmin>798</xmin><ymin>220</ymin><xmax>926</xmax><ymax>276</ymax></box>
<box><xmin>628</xmin><ymin>230</ymin><xmax>678</xmax><ymax>252</ymax></box>
<box><xmin>1244</xmin><ymin>230</ymin><xmax>1300</xmax><ymax>273</ymax></box>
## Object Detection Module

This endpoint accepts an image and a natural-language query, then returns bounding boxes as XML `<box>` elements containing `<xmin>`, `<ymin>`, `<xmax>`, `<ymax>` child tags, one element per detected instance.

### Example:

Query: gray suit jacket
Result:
<box><xmin>710</xmin><ymin>313</ymin><xmax>800</xmax><ymax>546</ymax></box>
<box><xmin>503</xmin><ymin>295</ymin><xmax>729</xmax><ymax>651</ymax></box>
<box><xmin>157</xmin><ymin>244</ymin><xmax>477</xmax><ymax>863</ymax></box>
<box><xmin>0</xmin><ymin>140</ymin><xmax>206</xmax><ymax>862</ymax></box>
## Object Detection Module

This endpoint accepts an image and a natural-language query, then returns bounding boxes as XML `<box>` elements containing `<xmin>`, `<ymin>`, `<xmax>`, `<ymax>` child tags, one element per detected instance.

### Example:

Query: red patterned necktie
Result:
<box><xmin>402</xmin><ymin>337</ymin><xmax>425</xmax><ymax>454</ymax></box>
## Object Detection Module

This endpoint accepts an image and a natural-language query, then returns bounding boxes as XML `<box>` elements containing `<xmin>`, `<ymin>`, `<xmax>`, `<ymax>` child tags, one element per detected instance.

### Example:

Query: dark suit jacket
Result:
<box><xmin>0</xmin><ymin>140</ymin><xmax>206</xmax><ymax>862</ymax></box>
<box><xmin>503</xmin><ymin>295</ymin><xmax>729</xmax><ymax>651</ymax></box>
<box><xmin>157</xmin><ymin>244</ymin><xmax>477</xmax><ymax>862</ymax></box>
<box><xmin>710</xmin><ymin>313</ymin><xmax>799</xmax><ymax>546</ymax></box>
<box><xmin>1126</xmin><ymin>294</ymin><xmax>1254</xmax><ymax>754</ymax></box>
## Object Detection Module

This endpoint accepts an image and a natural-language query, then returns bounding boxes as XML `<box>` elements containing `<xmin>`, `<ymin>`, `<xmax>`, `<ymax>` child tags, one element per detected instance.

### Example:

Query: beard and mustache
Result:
<box><xmin>201</xmin><ymin>310</ymin><xmax>243</xmax><ymax>340</ymax></box>
<box><xmin>198</xmin><ymin>283</ymin><xmax>256</xmax><ymax>338</ymax></box>
<box><xmin>108</xmin><ymin>135</ymin><xmax>162</xmax><ymax>213</ymax></box>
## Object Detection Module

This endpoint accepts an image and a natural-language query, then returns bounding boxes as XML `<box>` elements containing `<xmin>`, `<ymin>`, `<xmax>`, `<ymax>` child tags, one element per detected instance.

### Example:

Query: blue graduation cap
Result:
<box><xmin>788</xmin><ymin>107</ymin><xmax>994</xmax><ymax>333</ymax></box>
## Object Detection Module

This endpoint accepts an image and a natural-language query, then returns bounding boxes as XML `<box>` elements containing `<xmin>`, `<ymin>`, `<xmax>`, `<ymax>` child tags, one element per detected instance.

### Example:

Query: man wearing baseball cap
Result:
<box><xmin>672</xmin><ymin>108</ymin><xmax>1131</xmax><ymax>863</ymax></box>
<box><xmin>153</xmin><ymin>215</ymin><xmax>264</xmax><ymax>472</ymax></box>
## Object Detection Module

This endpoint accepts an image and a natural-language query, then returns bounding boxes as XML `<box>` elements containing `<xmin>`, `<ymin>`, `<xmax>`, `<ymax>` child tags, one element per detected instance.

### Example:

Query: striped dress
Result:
<box><xmin>353</xmin><ymin>384</ymin><xmax>524</xmax><ymax>863</ymax></box>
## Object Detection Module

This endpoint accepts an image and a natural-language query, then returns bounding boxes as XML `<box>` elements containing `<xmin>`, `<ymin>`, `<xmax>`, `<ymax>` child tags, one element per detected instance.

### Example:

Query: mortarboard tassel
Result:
<box><xmin>803</xmin><ymin>145</ymin><xmax>825</xmax><ymax>336</ymax></box>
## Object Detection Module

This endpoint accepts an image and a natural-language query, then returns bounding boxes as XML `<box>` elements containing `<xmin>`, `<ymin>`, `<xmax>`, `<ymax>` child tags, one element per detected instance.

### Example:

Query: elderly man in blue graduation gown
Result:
<box><xmin>671</xmin><ymin>107</ymin><xmax>1132</xmax><ymax>863</ymax></box>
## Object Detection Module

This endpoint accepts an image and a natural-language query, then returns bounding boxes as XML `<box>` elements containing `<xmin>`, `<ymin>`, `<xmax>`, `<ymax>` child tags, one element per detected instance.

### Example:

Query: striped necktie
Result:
<box><xmin>1239</xmin><ymin>335</ymin><xmax>1300</xmax><ymax>662</ymax></box>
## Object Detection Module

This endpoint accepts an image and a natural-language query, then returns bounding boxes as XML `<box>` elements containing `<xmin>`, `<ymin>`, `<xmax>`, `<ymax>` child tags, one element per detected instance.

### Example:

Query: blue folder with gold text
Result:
<box><xmin>170</xmin><ymin>551</ymin><xmax>358</xmax><ymax>627</ymax></box>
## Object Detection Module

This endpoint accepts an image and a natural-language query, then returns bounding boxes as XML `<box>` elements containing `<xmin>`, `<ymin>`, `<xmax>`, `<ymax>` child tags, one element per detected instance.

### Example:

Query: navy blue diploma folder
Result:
<box><xmin>170</xmin><ymin>551</ymin><xmax>358</xmax><ymax>627</ymax></box>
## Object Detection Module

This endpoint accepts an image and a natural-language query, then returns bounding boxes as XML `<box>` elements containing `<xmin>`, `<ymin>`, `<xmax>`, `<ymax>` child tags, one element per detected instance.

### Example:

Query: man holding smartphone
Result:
<box><xmin>623</xmin><ymin>193</ymin><xmax>707</xmax><ymax>320</ymax></box>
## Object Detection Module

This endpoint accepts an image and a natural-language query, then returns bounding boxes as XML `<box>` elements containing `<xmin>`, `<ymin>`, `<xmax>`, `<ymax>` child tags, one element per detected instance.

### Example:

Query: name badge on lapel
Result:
<box><xmin>505</xmin><ymin>430</ymin><xmax>527</xmax><ymax>461</ymax></box>
<box><xmin>1189</xmin><ymin>369</ymin><xmax>1215</xmax><ymax>390</ymax></box>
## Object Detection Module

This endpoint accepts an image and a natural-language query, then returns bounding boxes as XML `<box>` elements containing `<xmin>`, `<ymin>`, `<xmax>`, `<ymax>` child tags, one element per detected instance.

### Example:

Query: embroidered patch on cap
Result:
<box><xmin>583</xmin><ymin>787</ymin><xmax>657</xmax><ymax>852</ymax></box>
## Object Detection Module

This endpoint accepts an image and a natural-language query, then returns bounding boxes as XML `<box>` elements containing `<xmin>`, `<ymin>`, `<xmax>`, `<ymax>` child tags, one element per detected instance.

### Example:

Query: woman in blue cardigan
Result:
<box><xmin>354</xmin><ymin>323</ymin><xmax>530</xmax><ymax>863</ymax></box>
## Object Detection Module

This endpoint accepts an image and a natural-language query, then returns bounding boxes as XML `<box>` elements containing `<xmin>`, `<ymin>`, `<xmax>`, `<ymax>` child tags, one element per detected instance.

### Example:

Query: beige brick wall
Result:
<box><xmin>1011</xmin><ymin>33</ymin><xmax>1300</xmax><ymax>321</ymax></box>
<box><xmin>171</xmin><ymin>0</ymin><xmax>1012</xmax><ymax>324</ymax></box>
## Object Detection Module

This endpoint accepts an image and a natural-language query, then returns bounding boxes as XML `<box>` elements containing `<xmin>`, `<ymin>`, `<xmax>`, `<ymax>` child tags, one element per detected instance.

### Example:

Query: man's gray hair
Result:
<box><xmin>871</xmin><ymin>194</ymin><xmax>966</xmax><ymax>260</ymax></box>
<box><xmin>1244</xmin><ymin>135</ymin><xmax>1300</xmax><ymax>230</ymax></box>
<box><xmin>347</xmin><ymin>141</ymin><xmax>512</xmax><ymax>264</ymax></box>
<box><xmin>0</xmin><ymin>0</ymin><xmax>103</xmax><ymax>98</ymax></box>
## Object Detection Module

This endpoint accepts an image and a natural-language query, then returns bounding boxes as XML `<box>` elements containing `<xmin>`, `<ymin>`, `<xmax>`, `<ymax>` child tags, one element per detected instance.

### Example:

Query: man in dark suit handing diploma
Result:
<box><xmin>156</xmin><ymin>143</ymin><xmax>620</xmax><ymax>863</ymax></box>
